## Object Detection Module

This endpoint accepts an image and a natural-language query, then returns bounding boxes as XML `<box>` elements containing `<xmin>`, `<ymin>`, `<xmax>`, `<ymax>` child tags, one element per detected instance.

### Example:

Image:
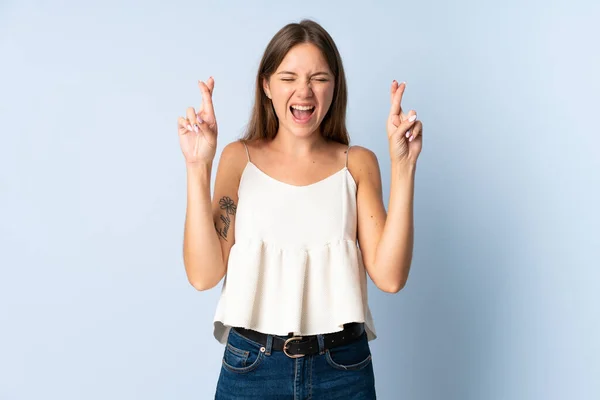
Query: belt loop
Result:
<box><xmin>265</xmin><ymin>334</ymin><xmax>273</xmax><ymax>356</ymax></box>
<box><xmin>317</xmin><ymin>334</ymin><xmax>325</xmax><ymax>355</ymax></box>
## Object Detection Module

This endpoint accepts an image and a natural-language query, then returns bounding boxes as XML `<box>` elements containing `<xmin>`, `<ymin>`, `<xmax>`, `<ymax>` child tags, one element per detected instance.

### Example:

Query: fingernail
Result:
<box><xmin>197</xmin><ymin>115</ymin><xmax>203</xmax><ymax>123</ymax></box>
<box><xmin>405</xmin><ymin>131</ymin><xmax>410</xmax><ymax>138</ymax></box>
<box><xmin>187</xmin><ymin>125</ymin><xmax>193</xmax><ymax>131</ymax></box>
<box><xmin>409</xmin><ymin>136</ymin><xmax>414</xmax><ymax>142</ymax></box>
<box><xmin>409</xmin><ymin>115</ymin><xmax>417</xmax><ymax>122</ymax></box>
<box><xmin>193</xmin><ymin>124</ymin><xmax>199</xmax><ymax>133</ymax></box>
<box><xmin>401</xmin><ymin>81</ymin><xmax>406</xmax><ymax>86</ymax></box>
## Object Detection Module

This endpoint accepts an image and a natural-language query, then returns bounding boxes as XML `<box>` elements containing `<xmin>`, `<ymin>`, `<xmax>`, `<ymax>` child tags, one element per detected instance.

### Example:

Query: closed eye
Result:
<box><xmin>280</xmin><ymin>78</ymin><xmax>330</xmax><ymax>82</ymax></box>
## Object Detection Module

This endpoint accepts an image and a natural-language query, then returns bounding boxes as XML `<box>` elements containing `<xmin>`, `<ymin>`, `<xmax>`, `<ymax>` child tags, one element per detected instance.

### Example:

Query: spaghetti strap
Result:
<box><xmin>345</xmin><ymin>145</ymin><xmax>351</xmax><ymax>168</ymax></box>
<box><xmin>242</xmin><ymin>140</ymin><xmax>251</xmax><ymax>162</ymax></box>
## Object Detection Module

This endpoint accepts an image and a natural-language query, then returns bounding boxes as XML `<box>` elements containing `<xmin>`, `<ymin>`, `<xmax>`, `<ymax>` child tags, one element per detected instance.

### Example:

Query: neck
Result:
<box><xmin>270</xmin><ymin>128</ymin><xmax>328</xmax><ymax>158</ymax></box>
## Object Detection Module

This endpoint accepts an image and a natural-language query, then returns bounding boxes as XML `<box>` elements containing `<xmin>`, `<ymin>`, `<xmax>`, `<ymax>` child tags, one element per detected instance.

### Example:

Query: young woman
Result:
<box><xmin>178</xmin><ymin>19</ymin><xmax>422</xmax><ymax>399</ymax></box>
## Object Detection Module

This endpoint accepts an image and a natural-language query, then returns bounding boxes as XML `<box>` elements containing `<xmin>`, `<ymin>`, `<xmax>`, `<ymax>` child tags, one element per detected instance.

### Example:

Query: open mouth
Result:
<box><xmin>290</xmin><ymin>105</ymin><xmax>316</xmax><ymax>123</ymax></box>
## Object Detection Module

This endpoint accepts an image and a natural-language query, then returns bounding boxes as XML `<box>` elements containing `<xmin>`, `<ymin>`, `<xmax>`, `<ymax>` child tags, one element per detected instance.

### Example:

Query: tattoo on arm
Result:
<box><xmin>215</xmin><ymin>196</ymin><xmax>237</xmax><ymax>241</ymax></box>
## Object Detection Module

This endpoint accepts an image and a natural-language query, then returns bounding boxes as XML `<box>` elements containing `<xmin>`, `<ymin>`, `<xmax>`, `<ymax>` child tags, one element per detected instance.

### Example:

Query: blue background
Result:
<box><xmin>1</xmin><ymin>0</ymin><xmax>598</xmax><ymax>399</ymax></box>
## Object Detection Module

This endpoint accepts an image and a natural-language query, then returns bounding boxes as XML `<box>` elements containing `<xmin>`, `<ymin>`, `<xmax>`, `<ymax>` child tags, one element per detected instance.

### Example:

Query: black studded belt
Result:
<box><xmin>232</xmin><ymin>322</ymin><xmax>365</xmax><ymax>358</ymax></box>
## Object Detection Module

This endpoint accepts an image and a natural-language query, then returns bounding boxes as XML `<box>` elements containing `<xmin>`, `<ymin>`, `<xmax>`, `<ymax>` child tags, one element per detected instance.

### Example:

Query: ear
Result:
<box><xmin>262</xmin><ymin>77</ymin><xmax>271</xmax><ymax>99</ymax></box>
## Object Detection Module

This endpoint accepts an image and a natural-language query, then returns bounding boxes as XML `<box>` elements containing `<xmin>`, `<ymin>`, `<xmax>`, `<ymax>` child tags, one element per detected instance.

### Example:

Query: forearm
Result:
<box><xmin>374</xmin><ymin>162</ymin><xmax>416</xmax><ymax>291</ymax></box>
<box><xmin>183</xmin><ymin>163</ymin><xmax>225</xmax><ymax>290</ymax></box>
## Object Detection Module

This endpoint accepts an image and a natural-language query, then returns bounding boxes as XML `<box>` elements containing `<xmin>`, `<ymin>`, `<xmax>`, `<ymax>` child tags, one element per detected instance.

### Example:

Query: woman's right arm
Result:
<box><xmin>183</xmin><ymin>162</ymin><xmax>221</xmax><ymax>290</ymax></box>
<box><xmin>178</xmin><ymin>77</ymin><xmax>243</xmax><ymax>290</ymax></box>
<box><xmin>183</xmin><ymin>142</ymin><xmax>245</xmax><ymax>290</ymax></box>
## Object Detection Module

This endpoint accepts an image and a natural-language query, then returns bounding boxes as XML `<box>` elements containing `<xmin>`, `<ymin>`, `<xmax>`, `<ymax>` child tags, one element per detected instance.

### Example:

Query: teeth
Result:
<box><xmin>291</xmin><ymin>105</ymin><xmax>315</xmax><ymax>111</ymax></box>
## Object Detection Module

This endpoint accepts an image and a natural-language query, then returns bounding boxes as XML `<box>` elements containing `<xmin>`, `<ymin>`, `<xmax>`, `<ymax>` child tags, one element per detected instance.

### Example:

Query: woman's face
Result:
<box><xmin>263</xmin><ymin>43</ymin><xmax>335</xmax><ymax>138</ymax></box>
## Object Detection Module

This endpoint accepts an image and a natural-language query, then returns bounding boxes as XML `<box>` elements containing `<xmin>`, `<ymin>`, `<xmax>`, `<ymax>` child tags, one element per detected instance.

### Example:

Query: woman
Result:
<box><xmin>178</xmin><ymin>19</ymin><xmax>422</xmax><ymax>399</ymax></box>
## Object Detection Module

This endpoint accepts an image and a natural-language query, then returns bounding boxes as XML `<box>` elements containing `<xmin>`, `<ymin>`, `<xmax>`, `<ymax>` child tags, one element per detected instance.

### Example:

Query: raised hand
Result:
<box><xmin>178</xmin><ymin>77</ymin><xmax>218</xmax><ymax>166</ymax></box>
<box><xmin>387</xmin><ymin>80</ymin><xmax>423</xmax><ymax>165</ymax></box>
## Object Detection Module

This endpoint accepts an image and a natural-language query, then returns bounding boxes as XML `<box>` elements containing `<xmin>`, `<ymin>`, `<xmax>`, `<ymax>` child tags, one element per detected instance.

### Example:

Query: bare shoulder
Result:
<box><xmin>241</xmin><ymin>137</ymin><xmax>267</xmax><ymax>149</ymax></box>
<box><xmin>347</xmin><ymin>145</ymin><xmax>382</xmax><ymax>187</ymax></box>
<box><xmin>348</xmin><ymin>145</ymin><xmax>378</xmax><ymax>163</ymax></box>
<box><xmin>220</xmin><ymin>139</ymin><xmax>249</xmax><ymax>163</ymax></box>
<box><xmin>217</xmin><ymin>139</ymin><xmax>250</xmax><ymax>178</ymax></box>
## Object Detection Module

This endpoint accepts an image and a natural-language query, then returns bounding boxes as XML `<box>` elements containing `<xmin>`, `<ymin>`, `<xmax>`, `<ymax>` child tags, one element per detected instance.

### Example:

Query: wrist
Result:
<box><xmin>186</xmin><ymin>162</ymin><xmax>212</xmax><ymax>178</ymax></box>
<box><xmin>391</xmin><ymin>160</ymin><xmax>416</xmax><ymax>175</ymax></box>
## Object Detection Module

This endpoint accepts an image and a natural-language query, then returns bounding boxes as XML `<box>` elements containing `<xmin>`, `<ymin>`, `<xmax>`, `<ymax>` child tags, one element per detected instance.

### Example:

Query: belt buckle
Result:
<box><xmin>283</xmin><ymin>336</ymin><xmax>305</xmax><ymax>358</ymax></box>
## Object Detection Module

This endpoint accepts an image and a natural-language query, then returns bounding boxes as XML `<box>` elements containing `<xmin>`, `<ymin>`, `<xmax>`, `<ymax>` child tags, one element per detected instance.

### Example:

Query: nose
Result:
<box><xmin>296</xmin><ymin>79</ymin><xmax>314</xmax><ymax>97</ymax></box>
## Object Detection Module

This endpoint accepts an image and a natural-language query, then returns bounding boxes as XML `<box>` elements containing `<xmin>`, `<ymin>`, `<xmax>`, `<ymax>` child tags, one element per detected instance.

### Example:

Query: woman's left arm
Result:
<box><xmin>354</xmin><ymin>80</ymin><xmax>423</xmax><ymax>293</ymax></box>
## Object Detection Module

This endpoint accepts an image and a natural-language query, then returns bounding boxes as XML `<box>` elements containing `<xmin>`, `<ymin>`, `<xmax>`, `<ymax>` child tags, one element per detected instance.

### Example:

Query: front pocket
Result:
<box><xmin>324</xmin><ymin>333</ymin><xmax>372</xmax><ymax>371</ymax></box>
<box><xmin>226</xmin><ymin>343</ymin><xmax>249</xmax><ymax>361</ymax></box>
<box><xmin>222</xmin><ymin>339</ymin><xmax>265</xmax><ymax>374</ymax></box>
<box><xmin>325</xmin><ymin>351</ymin><xmax>372</xmax><ymax>371</ymax></box>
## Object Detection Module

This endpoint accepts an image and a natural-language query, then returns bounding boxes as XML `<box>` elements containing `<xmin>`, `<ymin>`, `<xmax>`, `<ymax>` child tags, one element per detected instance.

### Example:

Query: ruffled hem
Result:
<box><xmin>212</xmin><ymin>238</ymin><xmax>377</xmax><ymax>344</ymax></box>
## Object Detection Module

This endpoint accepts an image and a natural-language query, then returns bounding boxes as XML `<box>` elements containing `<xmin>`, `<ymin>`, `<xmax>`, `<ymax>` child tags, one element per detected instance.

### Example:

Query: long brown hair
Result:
<box><xmin>240</xmin><ymin>19</ymin><xmax>350</xmax><ymax>145</ymax></box>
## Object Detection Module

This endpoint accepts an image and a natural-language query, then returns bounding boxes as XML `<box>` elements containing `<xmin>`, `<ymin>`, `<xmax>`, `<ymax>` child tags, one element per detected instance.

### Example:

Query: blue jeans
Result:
<box><xmin>215</xmin><ymin>326</ymin><xmax>376</xmax><ymax>399</ymax></box>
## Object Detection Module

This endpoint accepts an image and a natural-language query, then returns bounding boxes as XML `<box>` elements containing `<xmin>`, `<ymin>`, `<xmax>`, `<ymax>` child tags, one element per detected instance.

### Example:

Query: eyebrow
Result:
<box><xmin>276</xmin><ymin>71</ymin><xmax>332</xmax><ymax>76</ymax></box>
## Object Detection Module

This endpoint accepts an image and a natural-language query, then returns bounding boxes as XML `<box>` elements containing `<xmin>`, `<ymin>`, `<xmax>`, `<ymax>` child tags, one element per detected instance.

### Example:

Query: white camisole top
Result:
<box><xmin>212</xmin><ymin>141</ymin><xmax>377</xmax><ymax>344</ymax></box>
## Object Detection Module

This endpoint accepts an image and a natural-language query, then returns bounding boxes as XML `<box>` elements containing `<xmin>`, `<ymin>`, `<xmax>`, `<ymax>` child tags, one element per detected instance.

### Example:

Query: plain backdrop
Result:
<box><xmin>1</xmin><ymin>0</ymin><xmax>598</xmax><ymax>399</ymax></box>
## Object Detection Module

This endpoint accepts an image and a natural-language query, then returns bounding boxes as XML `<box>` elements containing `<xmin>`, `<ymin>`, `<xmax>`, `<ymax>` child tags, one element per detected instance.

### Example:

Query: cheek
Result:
<box><xmin>316</xmin><ymin>86</ymin><xmax>335</xmax><ymax>109</ymax></box>
<box><xmin>273</xmin><ymin>86</ymin><xmax>294</xmax><ymax>100</ymax></box>
<box><xmin>273</xmin><ymin>87</ymin><xmax>294</xmax><ymax>111</ymax></box>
